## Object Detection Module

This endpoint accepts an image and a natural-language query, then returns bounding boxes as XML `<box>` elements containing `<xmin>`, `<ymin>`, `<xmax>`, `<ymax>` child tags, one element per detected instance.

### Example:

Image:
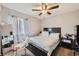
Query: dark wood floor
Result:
<box><xmin>2</xmin><ymin>47</ymin><xmax>79</xmax><ymax>56</ymax></box>
<box><xmin>54</xmin><ymin>47</ymin><xmax>79</xmax><ymax>56</ymax></box>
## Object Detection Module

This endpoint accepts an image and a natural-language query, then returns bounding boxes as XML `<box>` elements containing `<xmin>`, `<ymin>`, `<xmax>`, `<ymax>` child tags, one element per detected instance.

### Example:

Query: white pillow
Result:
<box><xmin>49</xmin><ymin>33</ymin><xmax>59</xmax><ymax>40</ymax></box>
<box><xmin>40</xmin><ymin>31</ymin><xmax>49</xmax><ymax>37</ymax></box>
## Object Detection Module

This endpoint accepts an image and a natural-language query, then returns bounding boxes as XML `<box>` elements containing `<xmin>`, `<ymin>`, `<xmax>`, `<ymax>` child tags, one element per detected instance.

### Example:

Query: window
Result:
<box><xmin>7</xmin><ymin>15</ymin><xmax>28</xmax><ymax>43</ymax></box>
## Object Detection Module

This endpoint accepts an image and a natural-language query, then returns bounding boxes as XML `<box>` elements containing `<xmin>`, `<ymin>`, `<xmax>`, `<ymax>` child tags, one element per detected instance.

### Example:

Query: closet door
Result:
<box><xmin>77</xmin><ymin>25</ymin><xmax>79</xmax><ymax>44</ymax></box>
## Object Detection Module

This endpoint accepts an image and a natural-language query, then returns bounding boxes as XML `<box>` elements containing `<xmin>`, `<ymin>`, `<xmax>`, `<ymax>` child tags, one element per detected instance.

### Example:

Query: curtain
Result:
<box><xmin>7</xmin><ymin>15</ymin><xmax>28</xmax><ymax>44</ymax></box>
<box><xmin>17</xmin><ymin>17</ymin><xmax>26</xmax><ymax>43</ymax></box>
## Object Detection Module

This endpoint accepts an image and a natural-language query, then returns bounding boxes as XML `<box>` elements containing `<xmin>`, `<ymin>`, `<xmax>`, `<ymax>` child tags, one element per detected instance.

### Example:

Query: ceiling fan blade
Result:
<box><xmin>48</xmin><ymin>5</ymin><xmax>59</xmax><ymax>10</ymax></box>
<box><xmin>47</xmin><ymin>12</ymin><xmax>51</xmax><ymax>15</ymax></box>
<box><xmin>38</xmin><ymin>13</ymin><xmax>42</xmax><ymax>16</ymax></box>
<box><xmin>32</xmin><ymin>9</ymin><xmax>41</xmax><ymax>11</ymax></box>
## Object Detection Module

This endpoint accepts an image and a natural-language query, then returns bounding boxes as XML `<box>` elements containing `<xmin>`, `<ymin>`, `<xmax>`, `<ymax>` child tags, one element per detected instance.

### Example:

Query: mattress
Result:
<box><xmin>29</xmin><ymin>36</ymin><xmax>59</xmax><ymax>54</ymax></box>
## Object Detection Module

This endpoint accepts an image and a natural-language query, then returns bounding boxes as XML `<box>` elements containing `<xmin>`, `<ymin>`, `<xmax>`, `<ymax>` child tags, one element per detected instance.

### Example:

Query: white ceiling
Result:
<box><xmin>2</xmin><ymin>3</ymin><xmax>79</xmax><ymax>19</ymax></box>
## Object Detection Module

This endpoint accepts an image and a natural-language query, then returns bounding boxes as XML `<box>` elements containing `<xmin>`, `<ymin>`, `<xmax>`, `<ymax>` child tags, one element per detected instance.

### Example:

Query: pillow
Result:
<box><xmin>40</xmin><ymin>31</ymin><xmax>49</xmax><ymax>37</ymax></box>
<box><xmin>49</xmin><ymin>33</ymin><xmax>59</xmax><ymax>40</ymax></box>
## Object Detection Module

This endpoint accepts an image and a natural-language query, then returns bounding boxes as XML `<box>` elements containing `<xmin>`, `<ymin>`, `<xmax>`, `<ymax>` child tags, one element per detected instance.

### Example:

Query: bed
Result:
<box><xmin>27</xmin><ymin>28</ymin><xmax>61</xmax><ymax>56</ymax></box>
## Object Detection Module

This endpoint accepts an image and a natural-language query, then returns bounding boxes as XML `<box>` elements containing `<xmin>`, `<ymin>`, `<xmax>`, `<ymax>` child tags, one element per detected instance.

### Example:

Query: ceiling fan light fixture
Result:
<box><xmin>42</xmin><ymin>10</ymin><xmax>47</xmax><ymax>14</ymax></box>
<box><xmin>32</xmin><ymin>3</ymin><xmax>59</xmax><ymax>16</ymax></box>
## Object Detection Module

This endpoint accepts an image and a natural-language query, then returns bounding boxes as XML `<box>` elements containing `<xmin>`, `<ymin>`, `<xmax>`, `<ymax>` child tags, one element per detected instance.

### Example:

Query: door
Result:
<box><xmin>77</xmin><ymin>25</ymin><xmax>79</xmax><ymax>44</ymax></box>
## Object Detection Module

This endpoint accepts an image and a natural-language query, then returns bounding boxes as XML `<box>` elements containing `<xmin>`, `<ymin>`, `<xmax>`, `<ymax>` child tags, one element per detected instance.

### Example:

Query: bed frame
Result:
<box><xmin>27</xmin><ymin>27</ymin><xmax>61</xmax><ymax>56</ymax></box>
<box><xmin>44</xmin><ymin>27</ymin><xmax>61</xmax><ymax>39</ymax></box>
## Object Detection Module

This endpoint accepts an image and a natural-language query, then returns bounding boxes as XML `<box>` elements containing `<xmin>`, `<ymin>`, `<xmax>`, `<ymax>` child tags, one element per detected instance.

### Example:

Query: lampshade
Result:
<box><xmin>48</xmin><ymin>28</ymin><xmax>52</xmax><ymax>32</ymax></box>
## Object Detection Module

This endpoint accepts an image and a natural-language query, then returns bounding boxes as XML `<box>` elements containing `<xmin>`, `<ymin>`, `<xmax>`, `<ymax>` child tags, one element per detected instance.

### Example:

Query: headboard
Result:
<box><xmin>43</xmin><ymin>27</ymin><xmax>61</xmax><ymax>39</ymax></box>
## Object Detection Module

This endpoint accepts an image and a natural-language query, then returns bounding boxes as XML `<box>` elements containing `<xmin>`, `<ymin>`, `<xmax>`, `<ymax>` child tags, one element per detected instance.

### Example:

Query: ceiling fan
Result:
<box><xmin>32</xmin><ymin>3</ymin><xmax>59</xmax><ymax>16</ymax></box>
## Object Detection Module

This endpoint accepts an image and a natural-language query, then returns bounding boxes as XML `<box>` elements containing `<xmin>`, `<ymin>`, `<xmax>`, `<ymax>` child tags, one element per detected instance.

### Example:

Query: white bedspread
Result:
<box><xmin>29</xmin><ymin>35</ymin><xmax>59</xmax><ymax>52</ymax></box>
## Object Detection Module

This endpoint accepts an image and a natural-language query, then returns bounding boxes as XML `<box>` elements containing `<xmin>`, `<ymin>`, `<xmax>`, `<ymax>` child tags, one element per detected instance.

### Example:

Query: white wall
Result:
<box><xmin>0</xmin><ymin>3</ymin><xmax>1</xmax><ymax>56</ymax></box>
<box><xmin>0</xmin><ymin>3</ymin><xmax>2</xmax><ymax>24</ymax></box>
<box><xmin>28</xmin><ymin>17</ymin><xmax>41</xmax><ymax>36</ymax></box>
<box><xmin>0</xmin><ymin>25</ymin><xmax>12</xmax><ymax>36</ymax></box>
<box><xmin>1</xmin><ymin>6</ymin><xmax>41</xmax><ymax>36</ymax></box>
<box><xmin>42</xmin><ymin>10</ymin><xmax>79</xmax><ymax>36</ymax></box>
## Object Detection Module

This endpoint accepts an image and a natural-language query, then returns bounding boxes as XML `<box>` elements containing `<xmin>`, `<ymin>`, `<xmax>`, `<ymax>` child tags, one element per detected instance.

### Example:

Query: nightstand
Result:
<box><xmin>60</xmin><ymin>38</ymin><xmax>73</xmax><ymax>50</ymax></box>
